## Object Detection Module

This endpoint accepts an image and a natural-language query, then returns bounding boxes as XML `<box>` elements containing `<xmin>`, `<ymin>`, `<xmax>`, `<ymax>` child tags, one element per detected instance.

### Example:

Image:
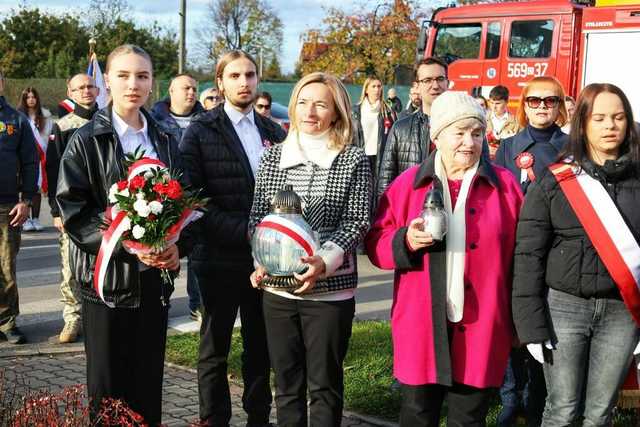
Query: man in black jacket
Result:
<box><xmin>0</xmin><ymin>70</ymin><xmax>38</xmax><ymax>345</ymax></box>
<box><xmin>47</xmin><ymin>73</ymin><xmax>99</xmax><ymax>344</ymax></box>
<box><xmin>377</xmin><ymin>57</ymin><xmax>448</xmax><ymax>199</ymax></box>
<box><xmin>179</xmin><ymin>50</ymin><xmax>286</xmax><ymax>427</ymax></box>
<box><xmin>151</xmin><ymin>73</ymin><xmax>205</xmax><ymax>323</ymax></box>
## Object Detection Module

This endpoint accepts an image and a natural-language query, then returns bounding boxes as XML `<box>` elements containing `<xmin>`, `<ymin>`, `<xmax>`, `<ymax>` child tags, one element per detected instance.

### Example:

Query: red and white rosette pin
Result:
<box><xmin>256</xmin><ymin>214</ymin><xmax>319</xmax><ymax>256</ymax></box>
<box><xmin>94</xmin><ymin>157</ymin><xmax>167</xmax><ymax>307</ymax></box>
<box><xmin>515</xmin><ymin>152</ymin><xmax>536</xmax><ymax>181</ymax></box>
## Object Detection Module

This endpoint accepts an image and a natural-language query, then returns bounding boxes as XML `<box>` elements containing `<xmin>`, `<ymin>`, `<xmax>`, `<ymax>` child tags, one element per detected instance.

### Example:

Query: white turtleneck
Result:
<box><xmin>360</xmin><ymin>99</ymin><xmax>380</xmax><ymax>156</ymax></box>
<box><xmin>279</xmin><ymin>129</ymin><xmax>341</xmax><ymax>170</ymax></box>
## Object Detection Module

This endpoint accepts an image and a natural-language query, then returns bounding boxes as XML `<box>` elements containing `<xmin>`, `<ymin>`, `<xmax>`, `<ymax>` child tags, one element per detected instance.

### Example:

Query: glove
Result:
<box><xmin>527</xmin><ymin>340</ymin><xmax>555</xmax><ymax>364</ymax></box>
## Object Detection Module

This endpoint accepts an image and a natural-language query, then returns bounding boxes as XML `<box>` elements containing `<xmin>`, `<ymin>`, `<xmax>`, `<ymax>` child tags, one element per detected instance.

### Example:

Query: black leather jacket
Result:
<box><xmin>56</xmin><ymin>106</ymin><xmax>192</xmax><ymax>307</ymax></box>
<box><xmin>376</xmin><ymin>110</ymin><xmax>431</xmax><ymax>199</ymax></box>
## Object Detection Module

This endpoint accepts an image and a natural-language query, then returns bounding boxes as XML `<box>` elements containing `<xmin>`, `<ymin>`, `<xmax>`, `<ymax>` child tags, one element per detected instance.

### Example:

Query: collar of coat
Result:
<box><xmin>413</xmin><ymin>150</ymin><xmax>500</xmax><ymax>190</ymax></box>
<box><xmin>510</xmin><ymin>125</ymin><xmax>567</xmax><ymax>160</ymax></box>
<box><xmin>90</xmin><ymin>104</ymin><xmax>167</xmax><ymax>141</ymax></box>
<box><xmin>192</xmin><ymin>103</ymin><xmax>283</xmax><ymax>140</ymax></box>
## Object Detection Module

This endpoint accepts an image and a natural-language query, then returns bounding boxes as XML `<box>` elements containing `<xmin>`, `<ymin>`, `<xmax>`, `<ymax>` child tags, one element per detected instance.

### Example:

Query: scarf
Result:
<box><xmin>434</xmin><ymin>150</ymin><xmax>479</xmax><ymax>322</ymax></box>
<box><xmin>360</xmin><ymin>100</ymin><xmax>380</xmax><ymax>156</ymax></box>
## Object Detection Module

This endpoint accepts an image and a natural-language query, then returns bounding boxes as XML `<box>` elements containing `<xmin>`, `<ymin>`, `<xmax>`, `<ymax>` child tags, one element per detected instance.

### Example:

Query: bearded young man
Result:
<box><xmin>179</xmin><ymin>50</ymin><xmax>286</xmax><ymax>427</ymax></box>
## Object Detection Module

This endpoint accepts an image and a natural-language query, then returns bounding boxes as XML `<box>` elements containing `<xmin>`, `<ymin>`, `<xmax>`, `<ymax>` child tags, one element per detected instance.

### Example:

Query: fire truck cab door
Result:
<box><xmin>500</xmin><ymin>17</ymin><xmax>559</xmax><ymax>100</ymax></box>
<box><xmin>582</xmin><ymin>30</ymin><xmax>640</xmax><ymax>119</ymax></box>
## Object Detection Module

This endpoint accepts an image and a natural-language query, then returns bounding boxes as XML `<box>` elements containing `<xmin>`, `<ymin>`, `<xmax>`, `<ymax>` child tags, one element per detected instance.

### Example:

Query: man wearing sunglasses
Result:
<box><xmin>254</xmin><ymin>91</ymin><xmax>285</xmax><ymax>129</ymax></box>
<box><xmin>377</xmin><ymin>57</ymin><xmax>449</xmax><ymax>199</ymax></box>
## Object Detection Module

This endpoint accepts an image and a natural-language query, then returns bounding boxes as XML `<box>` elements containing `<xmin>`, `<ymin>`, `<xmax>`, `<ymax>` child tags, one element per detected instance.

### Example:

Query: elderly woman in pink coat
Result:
<box><xmin>366</xmin><ymin>91</ymin><xmax>523</xmax><ymax>426</ymax></box>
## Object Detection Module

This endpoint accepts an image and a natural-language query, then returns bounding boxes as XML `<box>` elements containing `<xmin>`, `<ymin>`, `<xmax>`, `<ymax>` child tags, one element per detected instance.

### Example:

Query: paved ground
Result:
<box><xmin>0</xmin><ymin>197</ymin><xmax>397</xmax><ymax>426</ymax></box>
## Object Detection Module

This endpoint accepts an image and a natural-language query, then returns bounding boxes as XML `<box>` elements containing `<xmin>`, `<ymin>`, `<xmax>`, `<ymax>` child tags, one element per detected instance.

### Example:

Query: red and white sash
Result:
<box><xmin>550</xmin><ymin>162</ymin><xmax>640</xmax><ymax>325</ymax></box>
<box><xmin>256</xmin><ymin>214</ymin><xmax>318</xmax><ymax>257</ymax></box>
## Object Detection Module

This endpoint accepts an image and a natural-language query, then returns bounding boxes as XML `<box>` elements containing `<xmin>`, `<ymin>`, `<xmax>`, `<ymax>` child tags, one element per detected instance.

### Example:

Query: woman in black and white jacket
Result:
<box><xmin>249</xmin><ymin>71</ymin><xmax>372</xmax><ymax>427</ymax></box>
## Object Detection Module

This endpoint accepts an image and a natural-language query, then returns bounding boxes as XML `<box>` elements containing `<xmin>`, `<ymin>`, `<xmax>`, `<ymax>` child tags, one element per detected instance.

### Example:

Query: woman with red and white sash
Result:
<box><xmin>512</xmin><ymin>83</ymin><xmax>640</xmax><ymax>427</ymax></box>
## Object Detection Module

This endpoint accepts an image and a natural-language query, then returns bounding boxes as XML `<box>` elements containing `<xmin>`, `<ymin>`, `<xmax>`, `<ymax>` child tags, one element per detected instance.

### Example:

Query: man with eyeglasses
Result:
<box><xmin>47</xmin><ymin>73</ymin><xmax>101</xmax><ymax>344</ymax></box>
<box><xmin>377</xmin><ymin>57</ymin><xmax>449</xmax><ymax>199</ymax></box>
<box><xmin>151</xmin><ymin>73</ymin><xmax>205</xmax><ymax>323</ymax></box>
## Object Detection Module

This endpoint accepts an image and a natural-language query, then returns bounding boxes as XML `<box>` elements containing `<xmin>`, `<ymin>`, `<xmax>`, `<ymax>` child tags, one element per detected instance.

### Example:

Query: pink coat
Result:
<box><xmin>366</xmin><ymin>156</ymin><xmax>523</xmax><ymax>388</ymax></box>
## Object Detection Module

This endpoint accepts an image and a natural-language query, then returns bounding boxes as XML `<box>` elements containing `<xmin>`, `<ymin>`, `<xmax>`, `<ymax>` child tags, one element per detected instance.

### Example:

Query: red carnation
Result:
<box><xmin>117</xmin><ymin>180</ymin><xmax>128</xmax><ymax>191</ymax></box>
<box><xmin>166</xmin><ymin>180</ymin><xmax>182</xmax><ymax>200</ymax></box>
<box><xmin>153</xmin><ymin>182</ymin><xmax>166</xmax><ymax>195</ymax></box>
<box><xmin>129</xmin><ymin>175</ymin><xmax>146</xmax><ymax>191</ymax></box>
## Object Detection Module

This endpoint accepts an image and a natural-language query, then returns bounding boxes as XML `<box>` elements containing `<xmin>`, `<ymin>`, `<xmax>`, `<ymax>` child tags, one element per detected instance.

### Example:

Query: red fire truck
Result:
<box><xmin>417</xmin><ymin>0</ymin><xmax>640</xmax><ymax>116</ymax></box>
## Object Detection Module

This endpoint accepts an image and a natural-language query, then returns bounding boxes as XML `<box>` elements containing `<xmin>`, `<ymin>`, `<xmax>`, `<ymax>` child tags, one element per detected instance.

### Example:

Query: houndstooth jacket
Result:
<box><xmin>249</xmin><ymin>141</ymin><xmax>372</xmax><ymax>294</ymax></box>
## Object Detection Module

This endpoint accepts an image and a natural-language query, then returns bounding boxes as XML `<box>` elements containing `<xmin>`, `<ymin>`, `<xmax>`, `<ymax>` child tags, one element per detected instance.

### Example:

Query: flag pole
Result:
<box><xmin>89</xmin><ymin>37</ymin><xmax>96</xmax><ymax>60</ymax></box>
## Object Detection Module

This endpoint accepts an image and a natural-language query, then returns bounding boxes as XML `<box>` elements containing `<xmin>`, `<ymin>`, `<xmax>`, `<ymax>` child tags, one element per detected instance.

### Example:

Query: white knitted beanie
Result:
<box><xmin>429</xmin><ymin>91</ymin><xmax>487</xmax><ymax>142</ymax></box>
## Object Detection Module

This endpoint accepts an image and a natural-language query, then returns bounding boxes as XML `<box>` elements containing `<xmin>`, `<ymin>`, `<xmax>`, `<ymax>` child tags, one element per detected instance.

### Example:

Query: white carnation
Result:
<box><xmin>136</xmin><ymin>192</ymin><xmax>146</xmax><ymax>200</ymax></box>
<box><xmin>119</xmin><ymin>188</ymin><xmax>130</xmax><ymax>198</ymax></box>
<box><xmin>121</xmin><ymin>216</ymin><xmax>131</xmax><ymax>231</ymax></box>
<box><xmin>133</xmin><ymin>199</ymin><xmax>151</xmax><ymax>218</ymax></box>
<box><xmin>144</xmin><ymin>171</ymin><xmax>154</xmax><ymax>179</ymax></box>
<box><xmin>132</xmin><ymin>224</ymin><xmax>145</xmax><ymax>239</ymax></box>
<box><xmin>149</xmin><ymin>200</ymin><xmax>163</xmax><ymax>215</ymax></box>
<box><xmin>108</xmin><ymin>185</ymin><xmax>118</xmax><ymax>203</ymax></box>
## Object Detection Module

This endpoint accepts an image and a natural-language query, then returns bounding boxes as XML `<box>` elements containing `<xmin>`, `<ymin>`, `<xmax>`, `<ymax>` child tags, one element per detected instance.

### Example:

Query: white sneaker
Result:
<box><xmin>31</xmin><ymin>218</ymin><xmax>43</xmax><ymax>231</ymax></box>
<box><xmin>22</xmin><ymin>219</ymin><xmax>34</xmax><ymax>231</ymax></box>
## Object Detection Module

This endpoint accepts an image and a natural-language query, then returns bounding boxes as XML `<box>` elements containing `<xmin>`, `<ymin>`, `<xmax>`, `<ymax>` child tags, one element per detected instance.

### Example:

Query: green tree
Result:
<box><xmin>263</xmin><ymin>56</ymin><xmax>282</xmax><ymax>80</ymax></box>
<box><xmin>0</xmin><ymin>7</ymin><xmax>89</xmax><ymax>78</ymax></box>
<box><xmin>0</xmin><ymin>5</ymin><xmax>178</xmax><ymax>79</ymax></box>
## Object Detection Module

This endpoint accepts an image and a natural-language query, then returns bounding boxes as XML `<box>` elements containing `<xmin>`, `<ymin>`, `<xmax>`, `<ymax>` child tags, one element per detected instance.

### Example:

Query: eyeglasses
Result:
<box><xmin>416</xmin><ymin>76</ymin><xmax>447</xmax><ymax>86</ymax></box>
<box><xmin>71</xmin><ymin>85</ymin><xmax>97</xmax><ymax>92</ymax></box>
<box><xmin>205</xmin><ymin>96</ymin><xmax>221</xmax><ymax>102</ymax></box>
<box><xmin>525</xmin><ymin>96</ymin><xmax>561</xmax><ymax>109</ymax></box>
<box><xmin>255</xmin><ymin>103</ymin><xmax>271</xmax><ymax>110</ymax></box>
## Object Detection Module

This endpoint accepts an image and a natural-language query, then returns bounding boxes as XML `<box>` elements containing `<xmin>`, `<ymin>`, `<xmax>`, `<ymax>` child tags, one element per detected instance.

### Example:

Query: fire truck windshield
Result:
<box><xmin>433</xmin><ymin>23</ymin><xmax>482</xmax><ymax>62</ymax></box>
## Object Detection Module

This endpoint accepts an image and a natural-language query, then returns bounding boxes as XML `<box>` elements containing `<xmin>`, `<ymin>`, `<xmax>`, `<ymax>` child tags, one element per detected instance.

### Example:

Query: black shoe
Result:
<box><xmin>1</xmin><ymin>327</ymin><xmax>26</xmax><ymax>344</ymax></box>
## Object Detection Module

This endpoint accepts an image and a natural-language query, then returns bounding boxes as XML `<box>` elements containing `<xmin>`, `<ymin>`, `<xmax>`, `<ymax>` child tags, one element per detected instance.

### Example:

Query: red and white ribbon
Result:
<box><xmin>94</xmin><ymin>158</ymin><xmax>169</xmax><ymax>306</ymax></box>
<box><xmin>256</xmin><ymin>214</ymin><xmax>319</xmax><ymax>256</ymax></box>
<box><xmin>550</xmin><ymin>162</ymin><xmax>640</xmax><ymax>326</ymax></box>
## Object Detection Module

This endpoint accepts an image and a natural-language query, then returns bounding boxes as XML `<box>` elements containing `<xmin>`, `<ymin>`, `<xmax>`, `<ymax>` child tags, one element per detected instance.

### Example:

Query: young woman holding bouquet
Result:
<box><xmin>56</xmin><ymin>44</ymin><xmax>190</xmax><ymax>425</ymax></box>
<box><xmin>249</xmin><ymin>72</ymin><xmax>372</xmax><ymax>426</ymax></box>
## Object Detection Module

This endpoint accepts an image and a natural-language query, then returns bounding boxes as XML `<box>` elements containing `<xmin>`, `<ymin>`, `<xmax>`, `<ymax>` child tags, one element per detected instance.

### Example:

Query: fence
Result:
<box><xmin>4</xmin><ymin>79</ymin><xmax>410</xmax><ymax>117</ymax></box>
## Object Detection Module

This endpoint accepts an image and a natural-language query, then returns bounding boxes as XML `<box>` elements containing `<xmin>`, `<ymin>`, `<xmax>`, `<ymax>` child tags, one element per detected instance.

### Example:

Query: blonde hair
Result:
<box><xmin>105</xmin><ymin>44</ymin><xmax>153</xmax><ymax>74</ymax></box>
<box><xmin>358</xmin><ymin>76</ymin><xmax>383</xmax><ymax>104</ymax></box>
<box><xmin>516</xmin><ymin>76</ymin><xmax>568</xmax><ymax>128</ymax></box>
<box><xmin>288</xmin><ymin>72</ymin><xmax>354</xmax><ymax>150</ymax></box>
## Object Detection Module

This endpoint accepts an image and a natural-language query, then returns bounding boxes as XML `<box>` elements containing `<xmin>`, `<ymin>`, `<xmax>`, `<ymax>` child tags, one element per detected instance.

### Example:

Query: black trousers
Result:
<box><xmin>195</xmin><ymin>265</ymin><xmax>271</xmax><ymax>426</ymax></box>
<box><xmin>262</xmin><ymin>291</ymin><xmax>355</xmax><ymax>427</ymax></box>
<box><xmin>82</xmin><ymin>269</ymin><xmax>169</xmax><ymax>426</ymax></box>
<box><xmin>399</xmin><ymin>382</ymin><xmax>495</xmax><ymax>427</ymax></box>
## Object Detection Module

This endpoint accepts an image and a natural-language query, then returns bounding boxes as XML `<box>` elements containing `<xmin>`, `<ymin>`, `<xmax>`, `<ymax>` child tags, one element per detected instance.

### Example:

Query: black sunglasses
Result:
<box><xmin>525</xmin><ymin>96</ymin><xmax>561</xmax><ymax>109</ymax></box>
<box><xmin>205</xmin><ymin>96</ymin><xmax>221</xmax><ymax>102</ymax></box>
<box><xmin>255</xmin><ymin>103</ymin><xmax>271</xmax><ymax>110</ymax></box>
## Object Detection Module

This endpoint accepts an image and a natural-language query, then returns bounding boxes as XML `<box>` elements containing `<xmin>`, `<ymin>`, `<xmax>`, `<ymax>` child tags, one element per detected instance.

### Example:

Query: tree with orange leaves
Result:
<box><xmin>299</xmin><ymin>0</ymin><xmax>427</xmax><ymax>84</ymax></box>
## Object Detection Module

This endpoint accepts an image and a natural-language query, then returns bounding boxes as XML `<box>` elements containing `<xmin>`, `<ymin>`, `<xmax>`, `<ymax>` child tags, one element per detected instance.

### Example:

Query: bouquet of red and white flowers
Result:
<box><xmin>95</xmin><ymin>149</ymin><xmax>206</xmax><ymax>306</ymax></box>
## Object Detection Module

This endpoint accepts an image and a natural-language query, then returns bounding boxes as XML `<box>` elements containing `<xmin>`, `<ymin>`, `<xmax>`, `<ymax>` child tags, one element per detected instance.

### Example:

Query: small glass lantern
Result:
<box><xmin>252</xmin><ymin>185</ymin><xmax>320</xmax><ymax>289</ymax></box>
<box><xmin>420</xmin><ymin>187</ymin><xmax>448</xmax><ymax>242</ymax></box>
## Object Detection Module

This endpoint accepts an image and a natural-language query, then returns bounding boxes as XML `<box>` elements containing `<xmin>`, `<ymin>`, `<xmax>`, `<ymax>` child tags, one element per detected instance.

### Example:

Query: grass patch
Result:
<box><xmin>165</xmin><ymin>321</ymin><xmax>640</xmax><ymax>425</ymax></box>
